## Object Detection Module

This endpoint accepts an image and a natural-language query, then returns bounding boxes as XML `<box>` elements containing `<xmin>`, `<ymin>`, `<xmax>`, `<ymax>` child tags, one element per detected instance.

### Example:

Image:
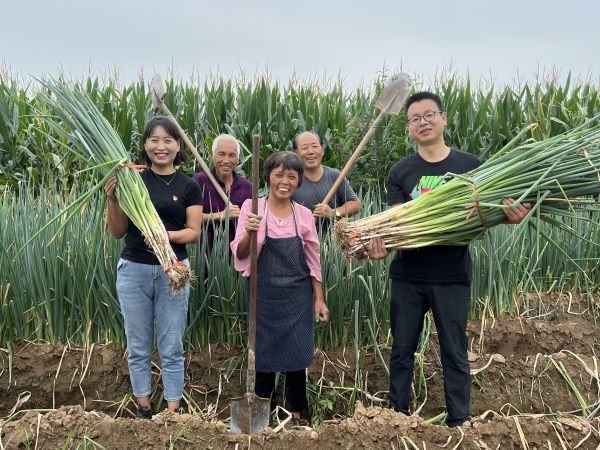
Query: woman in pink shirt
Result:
<box><xmin>231</xmin><ymin>151</ymin><xmax>329</xmax><ymax>424</ymax></box>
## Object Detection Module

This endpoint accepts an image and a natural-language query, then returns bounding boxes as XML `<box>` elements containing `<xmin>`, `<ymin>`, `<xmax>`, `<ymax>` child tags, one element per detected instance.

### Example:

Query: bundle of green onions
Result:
<box><xmin>334</xmin><ymin>116</ymin><xmax>600</xmax><ymax>260</ymax></box>
<box><xmin>39</xmin><ymin>80</ymin><xmax>192</xmax><ymax>290</ymax></box>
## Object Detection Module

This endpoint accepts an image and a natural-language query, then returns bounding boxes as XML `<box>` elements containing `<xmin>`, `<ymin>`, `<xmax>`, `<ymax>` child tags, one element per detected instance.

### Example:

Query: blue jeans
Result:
<box><xmin>116</xmin><ymin>258</ymin><xmax>190</xmax><ymax>402</ymax></box>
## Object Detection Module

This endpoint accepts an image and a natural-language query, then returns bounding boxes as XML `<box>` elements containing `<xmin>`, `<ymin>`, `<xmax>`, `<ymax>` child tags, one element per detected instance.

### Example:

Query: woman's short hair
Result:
<box><xmin>141</xmin><ymin>116</ymin><xmax>186</xmax><ymax>166</ymax></box>
<box><xmin>263</xmin><ymin>151</ymin><xmax>304</xmax><ymax>187</ymax></box>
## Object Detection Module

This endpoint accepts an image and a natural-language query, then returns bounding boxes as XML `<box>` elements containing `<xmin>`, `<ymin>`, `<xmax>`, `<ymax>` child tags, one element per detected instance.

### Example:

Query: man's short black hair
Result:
<box><xmin>141</xmin><ymin>116</ymin><xmax>186</xmax><ymax>166</ymax></box>
<box><xmin>291</xmin><ymin>131</ymin><xmax>323</xmax><ymax>150</ymax></box>
<box><xmin>405</xmin><ymin>91</ymin><xmax>445</xmax><ymax>114</ymax></box>
<box><xmin>263</xmin><ymin>151</ymin><xmax>304</xmax><ymax>188</ymax></box>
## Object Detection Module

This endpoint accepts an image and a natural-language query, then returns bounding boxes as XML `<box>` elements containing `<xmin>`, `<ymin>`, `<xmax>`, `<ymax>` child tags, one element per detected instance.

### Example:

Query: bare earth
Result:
<box><xmin>2</xmin><ymin>293</ymin><xmax>600</xmax><ymax>449</ymax></box>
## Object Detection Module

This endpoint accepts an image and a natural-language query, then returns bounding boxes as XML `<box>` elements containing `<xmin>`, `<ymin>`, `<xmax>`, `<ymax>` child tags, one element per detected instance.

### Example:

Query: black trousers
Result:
<box><xmin>389</xmin><ymin>280</ymin><xmax>471</xmax><ymax>426</ymax></box>
<box><xmin>255</xmin><ymin>370</ymin><xmax>307</xmax><ymax>413</ymax></box>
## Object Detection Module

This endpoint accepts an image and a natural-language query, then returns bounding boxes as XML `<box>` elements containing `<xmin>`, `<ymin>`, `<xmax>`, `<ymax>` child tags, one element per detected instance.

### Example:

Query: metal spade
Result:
<box><xmin>230</xmin><ymin>134</ymin><xmax>271</xmax><ymax>434</ymax></box>
<box><xmin>322</xmin><ymin>73</ymin><xmax>412</xmax><ymax>206</ymax></box>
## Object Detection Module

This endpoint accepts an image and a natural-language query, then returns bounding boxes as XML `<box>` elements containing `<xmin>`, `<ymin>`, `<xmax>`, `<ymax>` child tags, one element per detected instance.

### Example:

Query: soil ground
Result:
<box><xmin>2</xmin><ymin>293</ymin><xmax>600</xmax><ymax>449</ymax></box>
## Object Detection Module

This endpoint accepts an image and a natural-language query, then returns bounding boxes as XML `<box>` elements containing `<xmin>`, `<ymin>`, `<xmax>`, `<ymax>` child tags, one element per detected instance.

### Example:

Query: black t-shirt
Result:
<box><xmin>121</xmin><ymin>170</ymin><xmax>203</xmax><ymax>265</ymax></box>
<box><xmin>387</xmin><ymin>148</ymin><xmax>481</xmax><ymax>285</ymax></box>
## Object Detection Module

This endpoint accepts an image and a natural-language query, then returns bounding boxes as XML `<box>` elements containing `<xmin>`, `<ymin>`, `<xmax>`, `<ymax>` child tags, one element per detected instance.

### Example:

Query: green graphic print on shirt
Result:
<box><xmin>410</xmin><ymin>175</ymin><xmax>449</xmax><ymax>199</ymax></box>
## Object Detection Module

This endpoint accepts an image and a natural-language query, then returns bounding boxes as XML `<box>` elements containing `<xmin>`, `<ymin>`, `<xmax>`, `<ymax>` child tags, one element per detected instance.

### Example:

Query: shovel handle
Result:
<box><xmin>247</xmin><ymin>134</ymin><xmax>261</xmax><ymax>393</ymax></box>
<box><xmin>159</xmin><ymin>104</ymin><xmax>230</xmax><ymax>204</ymax></box>
<box><xmin>322</xmin><ymin>110</ymin><xmax>386</xmax><ymax>206</ymax></box>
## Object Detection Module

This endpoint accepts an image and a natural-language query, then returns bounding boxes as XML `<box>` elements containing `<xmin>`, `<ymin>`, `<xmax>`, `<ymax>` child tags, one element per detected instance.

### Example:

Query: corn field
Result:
<box><xmin>2</xmin><ymin>70</ymin><xmax>600</xmax><ymax>447</ymax></box>
<box><xmin>1</xmin><ymin>71</ymin><xmax>599</xmax><ymax>188</ymax></box>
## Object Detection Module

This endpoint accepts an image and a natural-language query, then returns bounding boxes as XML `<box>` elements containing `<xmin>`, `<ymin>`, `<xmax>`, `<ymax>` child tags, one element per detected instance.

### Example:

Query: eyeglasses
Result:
<box><xmin>407</xmin><ymin>110</ymin><xmax>443</xmax><ymax>127</ymax></box>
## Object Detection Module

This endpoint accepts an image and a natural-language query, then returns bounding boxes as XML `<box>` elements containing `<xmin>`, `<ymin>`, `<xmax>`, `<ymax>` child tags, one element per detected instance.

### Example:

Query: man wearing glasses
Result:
<box><xmin>367</xmin><ymin>91</ymin><xmax>529</xmax><ymax>427</ymax></box>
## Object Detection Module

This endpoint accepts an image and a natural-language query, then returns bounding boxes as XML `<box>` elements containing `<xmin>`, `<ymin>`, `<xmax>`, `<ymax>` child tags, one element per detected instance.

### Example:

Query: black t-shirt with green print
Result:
<box><xmin>386</xmin><ymin>148</ymin><xmax>481</xmax><ymax>285</ymax></box>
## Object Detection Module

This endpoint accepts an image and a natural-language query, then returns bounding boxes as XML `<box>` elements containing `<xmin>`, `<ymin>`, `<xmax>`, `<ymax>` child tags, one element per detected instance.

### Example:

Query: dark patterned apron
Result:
<box><xmin>248</xmin><ymin>201</ymin><xmax>314</xmax><ymax>372</ymax></box>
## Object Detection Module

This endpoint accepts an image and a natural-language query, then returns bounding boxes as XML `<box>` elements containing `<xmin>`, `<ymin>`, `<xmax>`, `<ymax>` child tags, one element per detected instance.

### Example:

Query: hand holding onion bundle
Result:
<box><xmin>335</xmin><ymin>117</ymin><xmax>600</xmax><ymax>260</ymax></box>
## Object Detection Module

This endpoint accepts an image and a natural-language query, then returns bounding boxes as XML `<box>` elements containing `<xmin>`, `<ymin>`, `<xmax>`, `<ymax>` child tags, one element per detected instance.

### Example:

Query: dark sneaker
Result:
<box><xmin>137</xmin><ymin>405</ymin><xmax>153</xmax><ymax>420</ymax></box>
<box><xmin>290</xmin><ymin>408</ymin><xmax>311</xmax><ymax>428</ymax></box>
<box><xmin>290</xmin><ymin>417</ymin><xmax>311</xmax><ymax>428</ymax></box>
<box><xmin>446</xmin><ymin>418</ymin><xmax>468</xmax><ymax>427</ymax></box>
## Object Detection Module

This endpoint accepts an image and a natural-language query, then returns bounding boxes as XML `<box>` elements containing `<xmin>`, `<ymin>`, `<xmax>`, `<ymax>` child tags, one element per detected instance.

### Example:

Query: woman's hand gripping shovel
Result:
<box><xmin>230</xmin><ymin>135</ymin><xmax>271</xmax><ymax>434</ymax></box>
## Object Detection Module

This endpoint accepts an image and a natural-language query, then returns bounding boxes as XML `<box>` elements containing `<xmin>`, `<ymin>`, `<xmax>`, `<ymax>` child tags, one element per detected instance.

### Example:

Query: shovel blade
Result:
<box><xmin>375</xmin><ymin>72</ymin><xmax>412</xmax><ymax>115</ymax></box>
<box><xmin>150</xmin><ymin>74</ymin><xmax>167</xmax><ymax>109</ymax></box>
<box><xmin>230</xmin><ymin>393</ymin><xmax>271</xmax><ymax>434</ymax></box>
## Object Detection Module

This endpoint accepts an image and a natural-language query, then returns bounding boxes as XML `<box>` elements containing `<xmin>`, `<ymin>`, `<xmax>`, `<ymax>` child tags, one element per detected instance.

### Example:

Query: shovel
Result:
<box><xmin>321</xmin><ymin>73</ymin><xmax>412</xmax><ymax>206</ymax></box>
<box><xmin>150</xmin><ymin>74</ymin><xmax>229</xmax><ymax>204</ymax></box>
<box><xmin>230</xmin><ymin>134</ymin><xmax>271</xmax><ymax>434</ymax></box>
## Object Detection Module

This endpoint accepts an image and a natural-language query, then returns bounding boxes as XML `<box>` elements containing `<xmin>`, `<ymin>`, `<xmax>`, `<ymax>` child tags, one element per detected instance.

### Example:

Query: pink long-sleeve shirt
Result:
<box><xmin>230</xmin><ymin>197</ymin><xmax>322</xmax><ymax>282</ymax></box>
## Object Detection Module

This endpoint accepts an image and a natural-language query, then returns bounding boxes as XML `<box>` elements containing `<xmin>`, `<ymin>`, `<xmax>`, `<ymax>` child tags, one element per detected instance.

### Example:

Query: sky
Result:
<box><xmin>2</xmin><ymin>0</ymin><xmax>599</xmax><ymax>91</ymax></box>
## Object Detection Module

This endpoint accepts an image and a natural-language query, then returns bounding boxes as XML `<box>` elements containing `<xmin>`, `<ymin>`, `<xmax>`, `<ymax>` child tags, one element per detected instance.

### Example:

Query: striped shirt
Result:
<box><xmin>192</xmin><ymin>168</ymin><xmax>252</xmax><ymax>250</ymax></box>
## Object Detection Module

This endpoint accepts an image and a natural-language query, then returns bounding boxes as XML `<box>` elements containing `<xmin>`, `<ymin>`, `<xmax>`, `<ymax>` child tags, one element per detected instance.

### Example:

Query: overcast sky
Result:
<box><xmin>2</xmin><ymin>0</ymin><xmax>599</xmax><ymax>91</ymax></box>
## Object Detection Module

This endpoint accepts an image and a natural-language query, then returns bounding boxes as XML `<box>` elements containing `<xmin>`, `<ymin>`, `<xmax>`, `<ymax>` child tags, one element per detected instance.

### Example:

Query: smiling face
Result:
<box><xmin>406</xmin><ymin>99</ymin><xmax>447</xmax><ymax>147</ymax></box>
<box><xmin>294</xmin><ymin>132</ymin><xmax>324</xmax><ymax>170</ymax></box>
<box><xmin>268</xmin><ymin>164</ymin><xmax>300</xmax><ymax>201</ymax></box>
<box><xmin>212</xmin><ymin>136</ymin><xmax>239</xmax><ymax>179</ymax></box>
<box><xmin>144</xmin><ymin>125</ymin><xmax>180</xmax><ymax>169</ymax></box>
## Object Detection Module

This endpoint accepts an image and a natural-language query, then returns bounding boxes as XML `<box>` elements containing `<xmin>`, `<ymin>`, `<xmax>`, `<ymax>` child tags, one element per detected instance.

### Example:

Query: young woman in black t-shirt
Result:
<box><xmin>104</xmin><ymin>117</ymin><xmax>203</xmax><ymax>418</ymax></box>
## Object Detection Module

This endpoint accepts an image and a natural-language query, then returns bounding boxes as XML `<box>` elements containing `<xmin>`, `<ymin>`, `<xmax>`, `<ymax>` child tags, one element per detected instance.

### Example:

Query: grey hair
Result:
<box><xmin>211</xmin><ymin>134</ymin><xmax>240</xmax><ymax>157</ymax></box>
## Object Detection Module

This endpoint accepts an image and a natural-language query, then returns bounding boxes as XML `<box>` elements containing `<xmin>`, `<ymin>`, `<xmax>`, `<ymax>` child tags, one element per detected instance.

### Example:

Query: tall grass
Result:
<box><xmin>0</xmin><ymin>184</ymin><xmax>123</xmax><ymax>346</ymax></box>
<box><xmin>2</xmin><ymin>184</ymin><xmax>599</xmax><ymax>348</ymax></box>
<box><xmin>1</xmin><ymin>69</ymin><xmax>599</xmax><ymax>347</ymax></box>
